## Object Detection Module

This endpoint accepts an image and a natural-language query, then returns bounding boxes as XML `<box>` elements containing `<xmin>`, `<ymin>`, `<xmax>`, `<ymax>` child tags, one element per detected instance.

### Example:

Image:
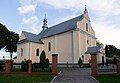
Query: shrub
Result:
<box><xmin>21</xmin><ymin>59</ymin><xmax>28</xmax><ymax>72</ymax></box>
<box><xmin>82</xmin><ymin>64</ymin><xmax>91</xmax><ymax>68</ymax></box>
<box><xmin>78</xmin><ymin>58</ymin><xmax>83</xmax><ymax>67</ymax></box>
<box><xmin>0</xmin><ymin>60</ymin><xmax>5</xmax><ymax>71</ymax></box>
<box><xmin>40</xmin><ymin>50</ymin><xmax>49</xmax><ymax>70</ymax></box>
<box><xmin>45</xmin><ymin>58</ymin><xmax>49</xmax><ymax>68</ymax></box>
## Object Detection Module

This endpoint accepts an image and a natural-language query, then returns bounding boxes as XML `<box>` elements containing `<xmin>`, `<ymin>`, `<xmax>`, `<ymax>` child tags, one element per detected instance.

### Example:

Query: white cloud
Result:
<box><xmin>92</xmin><ymin>21</ymin><xmax>120</xmax><ymax>48</ymax></box>
<box><xmin>39</xmin><ymin>0</ymin><xmax>84</xmax><ymax>10</ymax></box>
<box><xmin>22</xmin><ymin>16</ymin><xmax>38</xmax><ymax>26</ymax></box>
<box><xmin>21</xmin><ymin>16</ymin><xmax>39</xmax><ymax>33</ymax></box>
<box><xmin>18</xmin><ymin>0</ymin><xmax>39</xmax><ymax>33</ymax></box>
<box><xmin>17</xmin><ymin>5</ymin><xmax>36</xmax><ymax>14</ymax></box>
<box><xmin>39</xmin><ymin>0</ymin><xmax>120</xmax><ymax>15</ymax></box>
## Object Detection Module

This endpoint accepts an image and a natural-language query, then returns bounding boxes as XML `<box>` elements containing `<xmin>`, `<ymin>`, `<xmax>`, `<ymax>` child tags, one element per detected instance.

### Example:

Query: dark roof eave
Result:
<box><xmin>18</xmin><ymin>39</ymin><xmax>43</xmax><ymax>44</ymax></box>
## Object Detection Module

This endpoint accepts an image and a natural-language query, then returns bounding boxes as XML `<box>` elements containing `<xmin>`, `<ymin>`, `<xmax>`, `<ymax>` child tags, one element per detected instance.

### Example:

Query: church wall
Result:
<box><xmin>42</xmin><ymin>31</ymin><xmax>73</xmax><ymax>63</ymax></box>
<box><xmin>30</xmin><ymin>42</ymin><xmax>43</xmax><ymax>63</ymax></box>
<box><xmin>77</xmin><ymin>16</ymin><xmax>96</xmax><ymax>63</ymax></box>
<box><xmin>41</xmin><ymin>36</ymin><xmax>55</xmax><ymax>63</ymax></box>
<box><xmin>57</xmin><ymin>31</ymin><xmax>73</xmax><ymax>63</ymax></box>
<box><xmin>74</xmin><ymin>30</ymin><xmax>81</xmax><ymax>63</ymax></box>
<box><xmin>17</xmin><ymin>42</ymin><xmax>29</xmax><ymax>63</ymax></box>
<box><xmin>17</xmin><ymin>42</ymin><xmax>43</xmax><ymax>63</ymax></box>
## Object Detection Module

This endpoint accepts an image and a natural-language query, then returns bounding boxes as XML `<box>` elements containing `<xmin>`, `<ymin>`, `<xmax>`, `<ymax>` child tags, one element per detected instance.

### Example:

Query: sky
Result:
<box><xmin>0</xmin><ymin>0</ymin><xmax>120</xmax><ymax>59</ymax></box>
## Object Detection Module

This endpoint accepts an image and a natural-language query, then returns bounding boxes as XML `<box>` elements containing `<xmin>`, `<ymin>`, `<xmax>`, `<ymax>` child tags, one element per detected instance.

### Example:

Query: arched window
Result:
<box><xmin>87</xmin><ymin>40</ymin><xmax>89</xmax><ymax>45</ymax></box>
<box><xmin>36</xmin><ymin>48</ymin><xmax>39</xmax><ymax>56</ymax></box>
<box><xmin>48</xmin><ymin>42</ymin><xmax>51</xmax><ymax>51</ymax></box>
<box><xmin>21</xmin><ymin>48</ymin><xmax>23</xmax><ymax>56</ymax></box>
<box><xmin>86</xmin><ymin>23</ymin><xmax>88</xmax><ymax>31</ymax></box>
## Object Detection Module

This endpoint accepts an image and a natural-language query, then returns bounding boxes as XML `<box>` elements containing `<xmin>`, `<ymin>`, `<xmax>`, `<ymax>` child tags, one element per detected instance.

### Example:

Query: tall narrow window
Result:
<box><xmin>48</xmin><ymin>42</ymin><xmax>51</xmax><ymax>51</ymax></box>
<box><xmin>36</xmin><ymin>48</ymin><xmax>39</xmax><ymax>56</ymax></box>
<box><xmin>21</xmin><ymin>48</ymin><xmax>23</xmax><ymax>56</ymax></box>
<box><xmin>87</xmin><ymin>40</ymin><xmax>89</xmax><ymax>45</ymax></box>
<box><xmin>86</xmin><ymin>23</ymin><xmax>88</xmax><ymax>31</ymax></box>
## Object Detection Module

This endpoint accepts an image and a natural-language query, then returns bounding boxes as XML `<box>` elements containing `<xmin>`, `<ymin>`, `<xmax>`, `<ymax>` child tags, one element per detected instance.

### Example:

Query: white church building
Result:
<box><xmin>16</xmin><ymin>8</ymin><xmax>103</xmax><ymax>64</ymax></box>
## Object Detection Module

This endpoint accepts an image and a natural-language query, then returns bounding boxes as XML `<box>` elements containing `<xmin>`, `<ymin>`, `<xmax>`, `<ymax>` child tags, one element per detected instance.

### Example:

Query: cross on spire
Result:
<box><xmin>42</xmin><ymin>14</ymin><xmax>48</xmax><ymax>30</ymax></box>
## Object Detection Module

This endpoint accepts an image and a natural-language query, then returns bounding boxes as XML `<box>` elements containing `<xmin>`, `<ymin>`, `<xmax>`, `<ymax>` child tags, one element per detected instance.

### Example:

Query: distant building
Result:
<box><xmin>17</xmin><ymin>7</ymin><xmax>98</xmax><ymax>64</ymax></box>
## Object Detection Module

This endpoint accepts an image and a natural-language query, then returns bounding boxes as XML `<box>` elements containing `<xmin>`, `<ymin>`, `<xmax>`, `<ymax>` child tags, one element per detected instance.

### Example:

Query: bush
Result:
<box><xmin>78</xmin><ymin>58</ymin><xmax>83</xmax><ymax>67</ymax></box>
<box><xmin>0</xmin><ymin>61</ymin><xmax>5</xmax><ymax>71</ymax></box>
<box><xmin>45</xmin><ymin>58</ymin><xmax>49</xmax><ymax>68</ymax></box>
<box><xmin>82</xmin><ymin>64</ymin><xmax>91</xmax><ymax>68</ymax></box>
<box><xmin>40</xmin><ymin>50</ymin><xmax>49</xmax><ymax>70</ymax></box>
<box><xmin>21</xmin><ymin>59</ymin><xmax>28</xmax><ymax>72</ymax></box>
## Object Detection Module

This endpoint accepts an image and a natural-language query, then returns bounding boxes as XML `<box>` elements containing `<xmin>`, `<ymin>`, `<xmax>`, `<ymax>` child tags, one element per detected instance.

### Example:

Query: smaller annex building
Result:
<box><xmin>16</xmin><ymin>7</ymin><xmax>105</xmax><ymax>64</ymax></box>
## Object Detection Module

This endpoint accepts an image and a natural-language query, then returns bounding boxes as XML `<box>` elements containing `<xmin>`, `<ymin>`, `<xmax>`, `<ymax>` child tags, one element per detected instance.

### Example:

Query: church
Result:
<box><xmin>16</xmin><ymin>7</ymin><xmax>98</xmax><ymax>64</ymax></box>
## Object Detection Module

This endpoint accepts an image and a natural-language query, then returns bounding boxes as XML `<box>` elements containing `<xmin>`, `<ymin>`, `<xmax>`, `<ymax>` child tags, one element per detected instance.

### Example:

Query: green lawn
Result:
<box><xmin>96</xmin><ymin>74</ymin><xmax>120</xmax><ymax>83</ymax></box>
<box><xmin>0</xmin><ymin>75</ymin><xmax>54</xmax><ymax>83</ymax></box>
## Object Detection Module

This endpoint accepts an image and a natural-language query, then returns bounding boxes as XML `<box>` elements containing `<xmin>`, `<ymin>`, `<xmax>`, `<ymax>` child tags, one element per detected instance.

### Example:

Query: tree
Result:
<box><xmin>78</xmin><ymin>58</ymin><xmax>83</xmax><ymax>67</ymax></box>
<box><xmin>40</xmin><ymin>50</ymin><xmax>46</xmax><ymax>70</ymax></box>
<box><xmin>40</xmin><ymin>50</ymin><xmax>46</xmax><ymax>63</ymax></box>
<box><xmin>105</xmin><ymin>45</ymin><xmax>109</xmax><ymax>57</ymax></box>
<box><xmin>0</xmin><ymin>23</ymin><xmax>19</xmax><ymax>60</ymax></box>
<box><xmin>105</xmin><ymin>45</ymin><xmax>120</xmax><ymax>57</ymax></box>
<box><xmin>4</xmin><ymin>31</ymin><xmax>19</xmax><ymax>60</ymax></box>
<box><xmin>0</xmin><ymin>23</ymin><xmax>8</xmax><ymax>49</ymax></box>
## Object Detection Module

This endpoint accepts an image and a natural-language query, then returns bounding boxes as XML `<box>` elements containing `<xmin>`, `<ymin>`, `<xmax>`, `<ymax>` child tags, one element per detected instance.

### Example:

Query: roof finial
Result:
<box><xmin>45</xmin><ymin>14</ymin><xmax>46</xmax><ymax>19</ymax></box>
<box><xmin>42</xmin><ymin>14</ymin><xmax>48</xmax><ymax>30</ymax></box>
<box><xmin>84</xmin><ymin>5</ymin><xmax>88</xmax><ymax>14</ymax></box>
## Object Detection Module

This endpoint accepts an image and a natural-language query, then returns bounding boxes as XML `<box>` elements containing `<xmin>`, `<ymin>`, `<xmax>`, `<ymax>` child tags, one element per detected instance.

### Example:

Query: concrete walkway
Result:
<box><xmin>51</xmin><ymin>68</ymin><xmax>99</xmax><ymax>83</ymax></box>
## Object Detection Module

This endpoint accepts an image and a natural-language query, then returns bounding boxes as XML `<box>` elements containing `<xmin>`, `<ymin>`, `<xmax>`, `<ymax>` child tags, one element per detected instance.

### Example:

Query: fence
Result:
<box><xmin>97</xmin><ymin>64</ymin><xmax>117</xmax><ymax>74</ymax></box>
<box><xmin>0</xmin><ymin>61</ymin><xmax>51</xmax><ymax>73</ymax></box>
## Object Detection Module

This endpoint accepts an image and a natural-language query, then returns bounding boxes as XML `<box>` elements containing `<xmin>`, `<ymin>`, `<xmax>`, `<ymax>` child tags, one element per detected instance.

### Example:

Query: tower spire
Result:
<box><xmin>42</xmin><ymin>14</ymin><xmax>48</xmax><ymax>30</ymax></box>
<box><xmin>84</xmin><ymin>5</ymin><xmax>88</xmax><ymax>14</ymax></box>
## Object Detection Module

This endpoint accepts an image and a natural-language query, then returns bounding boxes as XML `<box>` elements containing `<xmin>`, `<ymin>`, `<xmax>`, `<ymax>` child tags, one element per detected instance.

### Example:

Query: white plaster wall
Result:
<box><xmin>42</xmin><ymin>31</ymin><xmax>73</xmax><ymax>63</ymax></box>
<box><xmin>17</xmin><ymin>42</ymin><xmax>43</xmax><ymax>63</ymax></box>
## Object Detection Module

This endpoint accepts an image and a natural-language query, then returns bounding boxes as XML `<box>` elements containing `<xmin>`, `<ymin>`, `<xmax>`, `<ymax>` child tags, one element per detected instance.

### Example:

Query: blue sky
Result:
<box><xmin>0</xmin><ymin>0</ymin><xmax>120</xmax><ymax>59</ymax></box>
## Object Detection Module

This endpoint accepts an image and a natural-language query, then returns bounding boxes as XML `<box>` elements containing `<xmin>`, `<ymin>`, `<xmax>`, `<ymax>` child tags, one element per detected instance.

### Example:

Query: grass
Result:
<box><xmin>95</xmin><ymin>74</ymin><xmax>120</xmax><ymax>83</ymax></box>
<box><xmin>0</xmin><ymin>74</ymin><xmax>54</xmax><ymax>83</ymax></box>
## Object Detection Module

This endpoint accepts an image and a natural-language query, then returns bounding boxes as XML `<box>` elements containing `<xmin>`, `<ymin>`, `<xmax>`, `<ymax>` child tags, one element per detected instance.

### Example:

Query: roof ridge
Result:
<box><xmin>22</xmin><ymin>31</ymin><xmax>37</xmax><ymax>35</ymax></box>
<box><xmin>48</xmin><ymin>14</ymin><xmax>83</xmax><ymax>29</ymax></box>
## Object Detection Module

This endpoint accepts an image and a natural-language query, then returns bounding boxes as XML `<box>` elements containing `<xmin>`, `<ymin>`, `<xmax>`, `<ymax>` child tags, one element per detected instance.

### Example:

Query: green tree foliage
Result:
<box><xmin>40</xmin><ymin>50</ymin><xmax>46</xmax><ymax>64</ymax></box>
<box><xmin>0</xmin><ymin>23</ymin><xmax>19</xmax><ymax>60</ymax></box>
<box><xmin>0</xmin><ymin>60</ymin><xmax>5</xmax><ymax>71</ymax></box>
<box><xmin>5</xmin><ymin>31</ymin><xmax>19</xmax><ymax>60</ymax></box>
<box><xmin>40</xmin><ymin>50</ymin><xmax>49</xmax><ymax>70</ymax></box>
<box><xmin>21</xmin><ymin>59</ymin><xmax>28</xmax><ymax>72</ymax></box>
<box><xmin>0</xmin><ymin>23</ymin><xmax>8</xmax><ymax>49</ymax></box>
<box><xmin>105</xmin><ymin>45</ymin><xmax>120</xmax><ymax>57</ymax></box>
<box><xmin>78</xmin><ymin>58</ymin><xmax>83</xmax><ymax>67</ymax></box>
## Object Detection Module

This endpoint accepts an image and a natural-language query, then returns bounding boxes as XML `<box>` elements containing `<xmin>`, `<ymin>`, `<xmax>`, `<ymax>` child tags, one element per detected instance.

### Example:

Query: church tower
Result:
<box><xmin>42</xmin><ymin>15</ymin><xmax>48</xmax><ymax>30</ymax></box>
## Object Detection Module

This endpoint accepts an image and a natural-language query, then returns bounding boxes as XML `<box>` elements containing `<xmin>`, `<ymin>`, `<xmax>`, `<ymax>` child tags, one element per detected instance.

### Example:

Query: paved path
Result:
<box><xmin>51</xmin><ymin>68</ymin><xmax>99</xmax><ymax>83</ymax></box>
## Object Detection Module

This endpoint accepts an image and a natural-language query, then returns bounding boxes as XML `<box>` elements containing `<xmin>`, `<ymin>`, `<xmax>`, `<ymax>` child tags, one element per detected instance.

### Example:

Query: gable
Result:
<box><xmin>19</xmin><ymin>32</ymin><xmax>26</xmax><ymax>41</ymax></box>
